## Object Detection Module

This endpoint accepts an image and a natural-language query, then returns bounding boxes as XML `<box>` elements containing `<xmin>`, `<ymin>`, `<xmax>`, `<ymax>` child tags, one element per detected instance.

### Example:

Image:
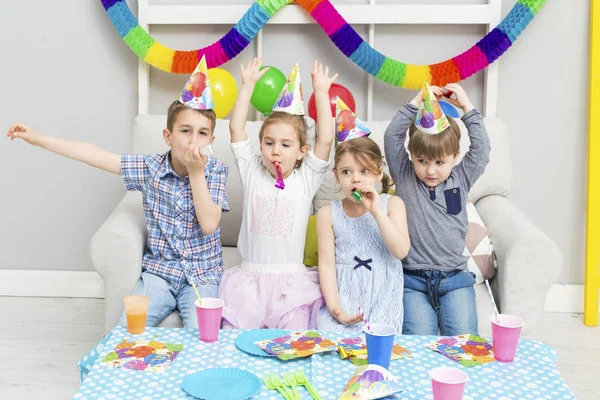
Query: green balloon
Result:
<box><xmin>250</xmin><ymin>66</ymin><xmax>287</xmax><ymax>116</ymax></box>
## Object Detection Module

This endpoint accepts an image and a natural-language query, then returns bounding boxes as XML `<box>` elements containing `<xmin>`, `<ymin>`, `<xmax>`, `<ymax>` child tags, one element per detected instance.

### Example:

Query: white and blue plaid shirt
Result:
<box><xmin>121</xmin><ymin>152</ymin><xmax>229</xmax><ymax>292</ymax></box>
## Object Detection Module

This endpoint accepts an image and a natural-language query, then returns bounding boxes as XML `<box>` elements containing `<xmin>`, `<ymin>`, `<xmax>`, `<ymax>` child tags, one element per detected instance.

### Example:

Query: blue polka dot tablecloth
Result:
<box><xmin>75</xmin><ymin>327</ymin><xmax>575</xmax><ymax>400</ymax></box>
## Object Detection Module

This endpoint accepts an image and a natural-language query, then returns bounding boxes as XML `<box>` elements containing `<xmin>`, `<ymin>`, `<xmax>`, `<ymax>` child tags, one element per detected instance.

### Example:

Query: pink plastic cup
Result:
<box><xmin>491</xmin><ymin>314</ymin><xmax>524</xmax><ymax>362</ymax></box>
<box><xmin>430</xmin><ymin>367</ymin><xmax>468</xmax><ymax>400</ymax></box>
<box><xmin>195</xmin><ymin>298</ymin><xmax>224</xmax><ymax>343</ymax></box>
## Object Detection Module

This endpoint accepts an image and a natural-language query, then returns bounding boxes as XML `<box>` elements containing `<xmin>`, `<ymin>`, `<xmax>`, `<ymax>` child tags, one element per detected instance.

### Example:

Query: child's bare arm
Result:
<box><xmin>229</xmin><ymin>58</ymin><xmax>270</xmax><ymax>144</ymax></box>
<box><xmin>8</xmin><ymin>123</ymin><xmax>121</xmax><ymax>175</ymax></box>
<box><xmin>372</xmin><ymin>195</ymin><xmax>411</xmax><ymax>260</ymax></box>
<box><xmin>317</xmin><ymin>205</ymin><xmax>362</xmax><ymax>325</ymax></box>
<box><xmin>317</xmin><ymin>206</ymin><xmax>339</xmax><ymax>312</ymax></box>
<box><xmin>184</xmin><ymin>141</ymin><xmax>226</xmax><ymax>235</ymax></box>
<box><xmin>311</xmin><ymin>60</ymin><xmax>338</xmax><ymax>161</ymax></box>
<box><xmin>189</xmin><ymin>173</ymin><xmax>222</xmax><ymax>235</ymax></box>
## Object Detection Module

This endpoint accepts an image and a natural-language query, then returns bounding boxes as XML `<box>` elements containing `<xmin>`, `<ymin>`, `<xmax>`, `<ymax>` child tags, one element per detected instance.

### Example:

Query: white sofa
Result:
<box><xmin>90</xmin><ymin>114</ymin><xmax>562</xmax><ymax>337</ymax></box>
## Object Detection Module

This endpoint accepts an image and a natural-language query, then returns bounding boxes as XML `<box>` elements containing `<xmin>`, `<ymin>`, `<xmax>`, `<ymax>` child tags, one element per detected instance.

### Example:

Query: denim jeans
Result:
<box><xmin>118</xmin><ymin>272</ymin><xmax>218</xmax><ymax>329</ymax></box>
<box><xmin>402</xmin><ymin>269</ymin><xmax>478</xmax><ymax>336</ymax></box>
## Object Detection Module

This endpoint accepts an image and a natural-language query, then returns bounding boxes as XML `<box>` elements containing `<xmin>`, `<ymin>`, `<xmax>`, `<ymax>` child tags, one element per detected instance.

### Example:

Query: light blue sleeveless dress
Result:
<box><xmin>316</xmin><ymin>194</ymin><xmax>404</xmax><ymax>333</ymax></box>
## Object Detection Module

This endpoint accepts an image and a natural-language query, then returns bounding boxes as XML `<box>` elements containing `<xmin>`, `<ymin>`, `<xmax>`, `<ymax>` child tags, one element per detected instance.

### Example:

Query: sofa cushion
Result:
<box><xmin>303</xmin><ymin>214</ymin><xmax>319</xmax><ymax>268</ymax></box>
<box><xmin>464</xmin><ymin>200</ymin><xmax>498</xmax><ymax>283</ymax></box>
<box><xmin>222</xmin><ymin>245</ymin><xmax>242</xmax><ymax>270</ymax></box>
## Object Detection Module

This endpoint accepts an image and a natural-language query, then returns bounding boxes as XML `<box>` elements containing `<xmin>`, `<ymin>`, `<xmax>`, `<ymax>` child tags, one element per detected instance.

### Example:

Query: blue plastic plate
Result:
<box><xmin>181</xmin><ymin>368</ymin><xmax>261</xmax><ymax>400</ymax></box>
<box><xmin>235</xmin><ymin>329</ymin><xmax>289</xmax><ymax>357</ymax></box>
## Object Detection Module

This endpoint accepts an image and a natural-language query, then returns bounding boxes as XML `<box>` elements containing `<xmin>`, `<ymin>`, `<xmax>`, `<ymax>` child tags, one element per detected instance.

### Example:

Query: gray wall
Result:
<box><xmin>0</xmin><ymin>0</ymin><xmax>589</xmax><ymax>284</ymax></box>
<box><xmin>497</xmin><ymin>0</ymin><xmax>589</xmax><ymax>285</ymax></box>
<box><xmin>0</xmin><ymin>0</ymin><xmax>138</xmax><ymax>271</ymax></box>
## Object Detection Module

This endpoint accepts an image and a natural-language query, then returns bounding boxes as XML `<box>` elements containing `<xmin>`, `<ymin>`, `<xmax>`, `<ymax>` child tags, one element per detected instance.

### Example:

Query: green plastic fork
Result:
<box><xmin>263</xmin><ymin>373</ymin><xmax>294</xmax><ymax>400</ymax></box>
<box><xmin>294</xmin><ymin>369</ymin><xmax>322</xmax><ymax>400</ymax></box>
<box><xmin>284</xmin><ymin>371</ymin><xmax>301</xmax><ymax>400</ymax></box>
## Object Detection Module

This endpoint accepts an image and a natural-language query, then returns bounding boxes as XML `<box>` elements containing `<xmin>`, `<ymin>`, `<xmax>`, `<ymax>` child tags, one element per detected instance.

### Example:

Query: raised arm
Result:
<box><xmin>311</xmin><ymin>60</ymin><xmax>338</xmax><ymax>161</ymax></box>
<box><xmin>229</xmin><ymin>58</ymin><xmax>270</xmax><ymax>144</ymax></box>
<box><xmin>8</xmin><ymin>123</ymin><xmax>121</xmax><ymax>174</ymax></box>
<box><xmin>444</xmin><ymin>83</ymin><xmax>491</xmax><ymax>189</ymax></box>
<box><xmin>383</xmin><ymin>91</ymin><xmax>422</xmax><ymax>180</ymax></box>
<box><xmin>317</xmin><ymin>205</ymin><xmax>363</xmax><ymax>325</ymax></box>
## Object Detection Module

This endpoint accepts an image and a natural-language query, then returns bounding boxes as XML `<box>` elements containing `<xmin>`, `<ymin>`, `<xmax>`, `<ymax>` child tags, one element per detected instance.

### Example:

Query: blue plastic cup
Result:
<box><xmin>364</xmin><ymin>323</ymin><xmax>397</xmax><ymax>369</ymax></box>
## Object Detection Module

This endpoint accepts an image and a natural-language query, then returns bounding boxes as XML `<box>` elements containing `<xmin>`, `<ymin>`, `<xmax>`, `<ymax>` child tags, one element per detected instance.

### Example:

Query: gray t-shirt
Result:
<box><xmin>384</xmin><ymin>103</ymin><xmax>491</xmax><ymax>272</ymax></box>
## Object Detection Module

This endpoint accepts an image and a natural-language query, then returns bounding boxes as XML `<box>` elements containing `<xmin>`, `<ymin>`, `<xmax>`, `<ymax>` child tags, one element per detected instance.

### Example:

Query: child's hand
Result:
<box><xmin>7</xmin><ymin>123</ymin><xmax>42</xmax><ymax>146</ymax></box>
<box><xmin>332</xmin><ymin>307</ymin><xmax>363</xmax><ymax>326</ymax></box>
<box><xmin>182</xmin><ymin>140</ymin><xmax>207</xmax><ymax>175</ymax></box>
<box><xmin>409</xmin><ymin>86</ymin><xmax>445</xmax><ymax>107</ymax></box>
<box><xmin>357</xmin><ymin>185</ymin><xmax>382</xmax><ymax>215</ymax></box>
<box><xmin>443</xmin><ymin>83</ymin><xmax>474</xmax><ymax>113</ymax></box>
<box><xmin>311</xmin><ymin>60</ymin><xmax>339</xmax><ymax>94</ymax></box>
<box><xmin>429</xmin><ymin>85</ymin><xmax>445</xmax><ymax>98</ymax></box>
<box><xmin>240</xmin><ymin>57</ymin><xmax>270</xmax><ymax>85</ymax></box>
<box><xmin>409</xmin><ymin>89</ymin><xmax>424</xmax><ymax>107</ymax></box>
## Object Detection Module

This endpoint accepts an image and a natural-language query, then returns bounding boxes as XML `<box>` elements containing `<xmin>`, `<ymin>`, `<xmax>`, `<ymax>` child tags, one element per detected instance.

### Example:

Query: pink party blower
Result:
<box><xmin>274</xmin><ymin>163</ymin><xmax>285</xmax><ymax>189</ymax></box>
<box><xmin>195</xmin><ymin>298</ymin><xmax>224</xmax><ymax>342</ymax></box>
<box><xmin>430</xmin><ymin>367</ymin><xmax>468</xmax><ymax>400</ymax></box>
<box><xmin>491</xmin><ymin>314</ymin><xmax>525</xmax><ymax>362</ymax></box>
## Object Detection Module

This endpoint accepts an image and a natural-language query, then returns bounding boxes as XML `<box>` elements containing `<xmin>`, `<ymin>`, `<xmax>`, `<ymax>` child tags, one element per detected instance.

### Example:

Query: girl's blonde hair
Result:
<box><xmin>408</xmin><ymin>116</ymin><xmax>461</xmax><ymax>160</ymax></box>
<box><xmin>334</xmin><ymin>137</ymin><xmax>393</xmax><ymax>193</ymax></box>
<box><xmin>259</xmin><ymin>112</ymin><xmax>308</xmax><ymax>146</ymax></box>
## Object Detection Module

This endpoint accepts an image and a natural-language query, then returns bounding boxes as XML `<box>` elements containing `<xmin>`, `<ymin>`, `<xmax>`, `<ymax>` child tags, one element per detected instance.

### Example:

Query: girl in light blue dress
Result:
<box><xmin>316</xmin><ymin>135</ymin><xmax>410</xmax><ymax>333</ymax></box>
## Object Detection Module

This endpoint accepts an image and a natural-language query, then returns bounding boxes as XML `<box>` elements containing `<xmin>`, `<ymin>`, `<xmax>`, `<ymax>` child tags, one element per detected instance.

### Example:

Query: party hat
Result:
<box><xmin>415</xmin><ymin>83</ymin><xmax>450</xmax><ymax>134</ymax></box>
<box><xmin>179</xmin><ymin>55</ymin><xmax>214</xmax><ymax>110</ymax></box>
<box><xmin>336</xmin><ymin>97</ymin><xmax>370</xmax><ymax>143</ymax></box>
<box><xmin>272</xmin><ymin>64</ymin><xmax>304</xmax><ymax>115</ymax></box>
<box><xmin>339</xmin><ymin>365</ymin><xmax>404</xmax><ymax>399</ymax></box>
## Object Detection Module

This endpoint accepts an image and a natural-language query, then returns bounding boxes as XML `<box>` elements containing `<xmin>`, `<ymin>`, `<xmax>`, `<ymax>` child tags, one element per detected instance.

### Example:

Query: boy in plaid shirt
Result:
<box><xmin>8</xmin><ymin>57</ymin><xmax>229</xmax><ymax>329</ymax></box>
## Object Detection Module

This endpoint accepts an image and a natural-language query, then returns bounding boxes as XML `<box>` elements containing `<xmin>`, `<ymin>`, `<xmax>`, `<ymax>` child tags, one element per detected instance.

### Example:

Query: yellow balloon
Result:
<box><xmin>207</xmin><ymin>68</ymin><xmax>238</xmax><ymax>118</ymax></box>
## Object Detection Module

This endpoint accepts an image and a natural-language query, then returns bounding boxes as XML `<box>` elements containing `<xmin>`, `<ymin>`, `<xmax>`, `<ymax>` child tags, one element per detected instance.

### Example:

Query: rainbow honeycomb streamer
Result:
<box><xmin>101</xmin><ymin>0</ymin><xmax>546</xmax><ymax>89</ymax></box>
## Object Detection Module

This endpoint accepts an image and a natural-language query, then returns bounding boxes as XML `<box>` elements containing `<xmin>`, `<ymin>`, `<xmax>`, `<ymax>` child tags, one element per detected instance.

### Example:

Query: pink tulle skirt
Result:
<box><xmin>218</xmin><ymin>262</ymin><xmax>324</xmax><ymax>329</ymax></box>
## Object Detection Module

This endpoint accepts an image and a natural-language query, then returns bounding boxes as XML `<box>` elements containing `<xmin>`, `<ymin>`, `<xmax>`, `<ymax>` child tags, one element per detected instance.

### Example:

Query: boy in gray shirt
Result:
<box><xmin>384</xmin><ymin>83</ymin><xmax>490</xmax><ymax>336</ymax></box>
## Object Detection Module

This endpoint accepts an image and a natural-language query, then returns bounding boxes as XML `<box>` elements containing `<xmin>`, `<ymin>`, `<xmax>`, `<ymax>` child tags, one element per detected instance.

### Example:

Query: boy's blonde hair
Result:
<box><xmin>334</xmin><ymin>137</ymin><xmax>393</xmax><ymax>193</ymax></box>
<box><xmin>166</xmin><ymin>100</ymin><xmax>217</xmax><ymax>133</ymax></box>
<box><xmin>408</xmin><ymin>117</ymin><xmax>461</xmax><ymax>160</ymax></box>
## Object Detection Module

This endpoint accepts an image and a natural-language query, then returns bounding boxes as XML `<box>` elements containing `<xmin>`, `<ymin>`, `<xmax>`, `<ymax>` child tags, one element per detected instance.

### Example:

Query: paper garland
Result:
<box><xmin>101</xmin><ymin>0</ymin><xmax>546</xmax><ymax>89</ymax></box>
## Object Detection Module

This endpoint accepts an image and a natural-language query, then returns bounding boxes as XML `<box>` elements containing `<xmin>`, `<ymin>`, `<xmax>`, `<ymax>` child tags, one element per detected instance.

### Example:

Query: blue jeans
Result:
<box><xmin>402</xmin><ymin>269</ymin><xmax>478</xmax><ymax>336</ymax></box>
<box><xmin>117</xmin><ymin>272</ymin><xmax>218</xmax><ymax>329</ymax></box>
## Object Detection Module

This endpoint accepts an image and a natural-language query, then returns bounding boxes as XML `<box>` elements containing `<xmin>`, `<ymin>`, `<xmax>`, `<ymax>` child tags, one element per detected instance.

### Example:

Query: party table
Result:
<box><xmin>76</xmin><ymin>326</ymin><xmax>575</xmax><ymax>399</ymax></box>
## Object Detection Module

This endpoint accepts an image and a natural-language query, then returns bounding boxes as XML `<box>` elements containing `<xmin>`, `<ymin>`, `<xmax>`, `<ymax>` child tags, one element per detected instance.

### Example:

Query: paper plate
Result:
<box><xmin>235</xmin><ymin>329</ymin><xmax>289</xmax><ymax>357</ymax></box>
<box><xmin>181</xmin><ymin>368</ymin><xmax>261</xmax><ymax>400</ymax></box>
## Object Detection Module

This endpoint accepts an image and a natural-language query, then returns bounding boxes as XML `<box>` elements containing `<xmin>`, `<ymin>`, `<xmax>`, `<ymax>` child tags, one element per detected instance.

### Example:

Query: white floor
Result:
<box><xmin>0</xmin><ymin>297</ymin><xmax>597</xmax><ymax>400</ymax></box>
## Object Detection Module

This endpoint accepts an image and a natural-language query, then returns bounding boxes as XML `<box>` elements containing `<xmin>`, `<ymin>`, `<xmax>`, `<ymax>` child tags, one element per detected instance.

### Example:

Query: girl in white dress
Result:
<box><xmin>219</xmin><ymin>58</ymin><xmax>338</xmax><ymax>329</ymax></box>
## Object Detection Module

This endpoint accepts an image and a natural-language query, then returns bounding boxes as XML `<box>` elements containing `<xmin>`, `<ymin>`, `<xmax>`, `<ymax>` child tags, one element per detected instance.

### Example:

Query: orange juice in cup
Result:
<box><xmin>123</xmin><ymin>296</ymin><xmax>149</xmax><ymax>334</ymax></box>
